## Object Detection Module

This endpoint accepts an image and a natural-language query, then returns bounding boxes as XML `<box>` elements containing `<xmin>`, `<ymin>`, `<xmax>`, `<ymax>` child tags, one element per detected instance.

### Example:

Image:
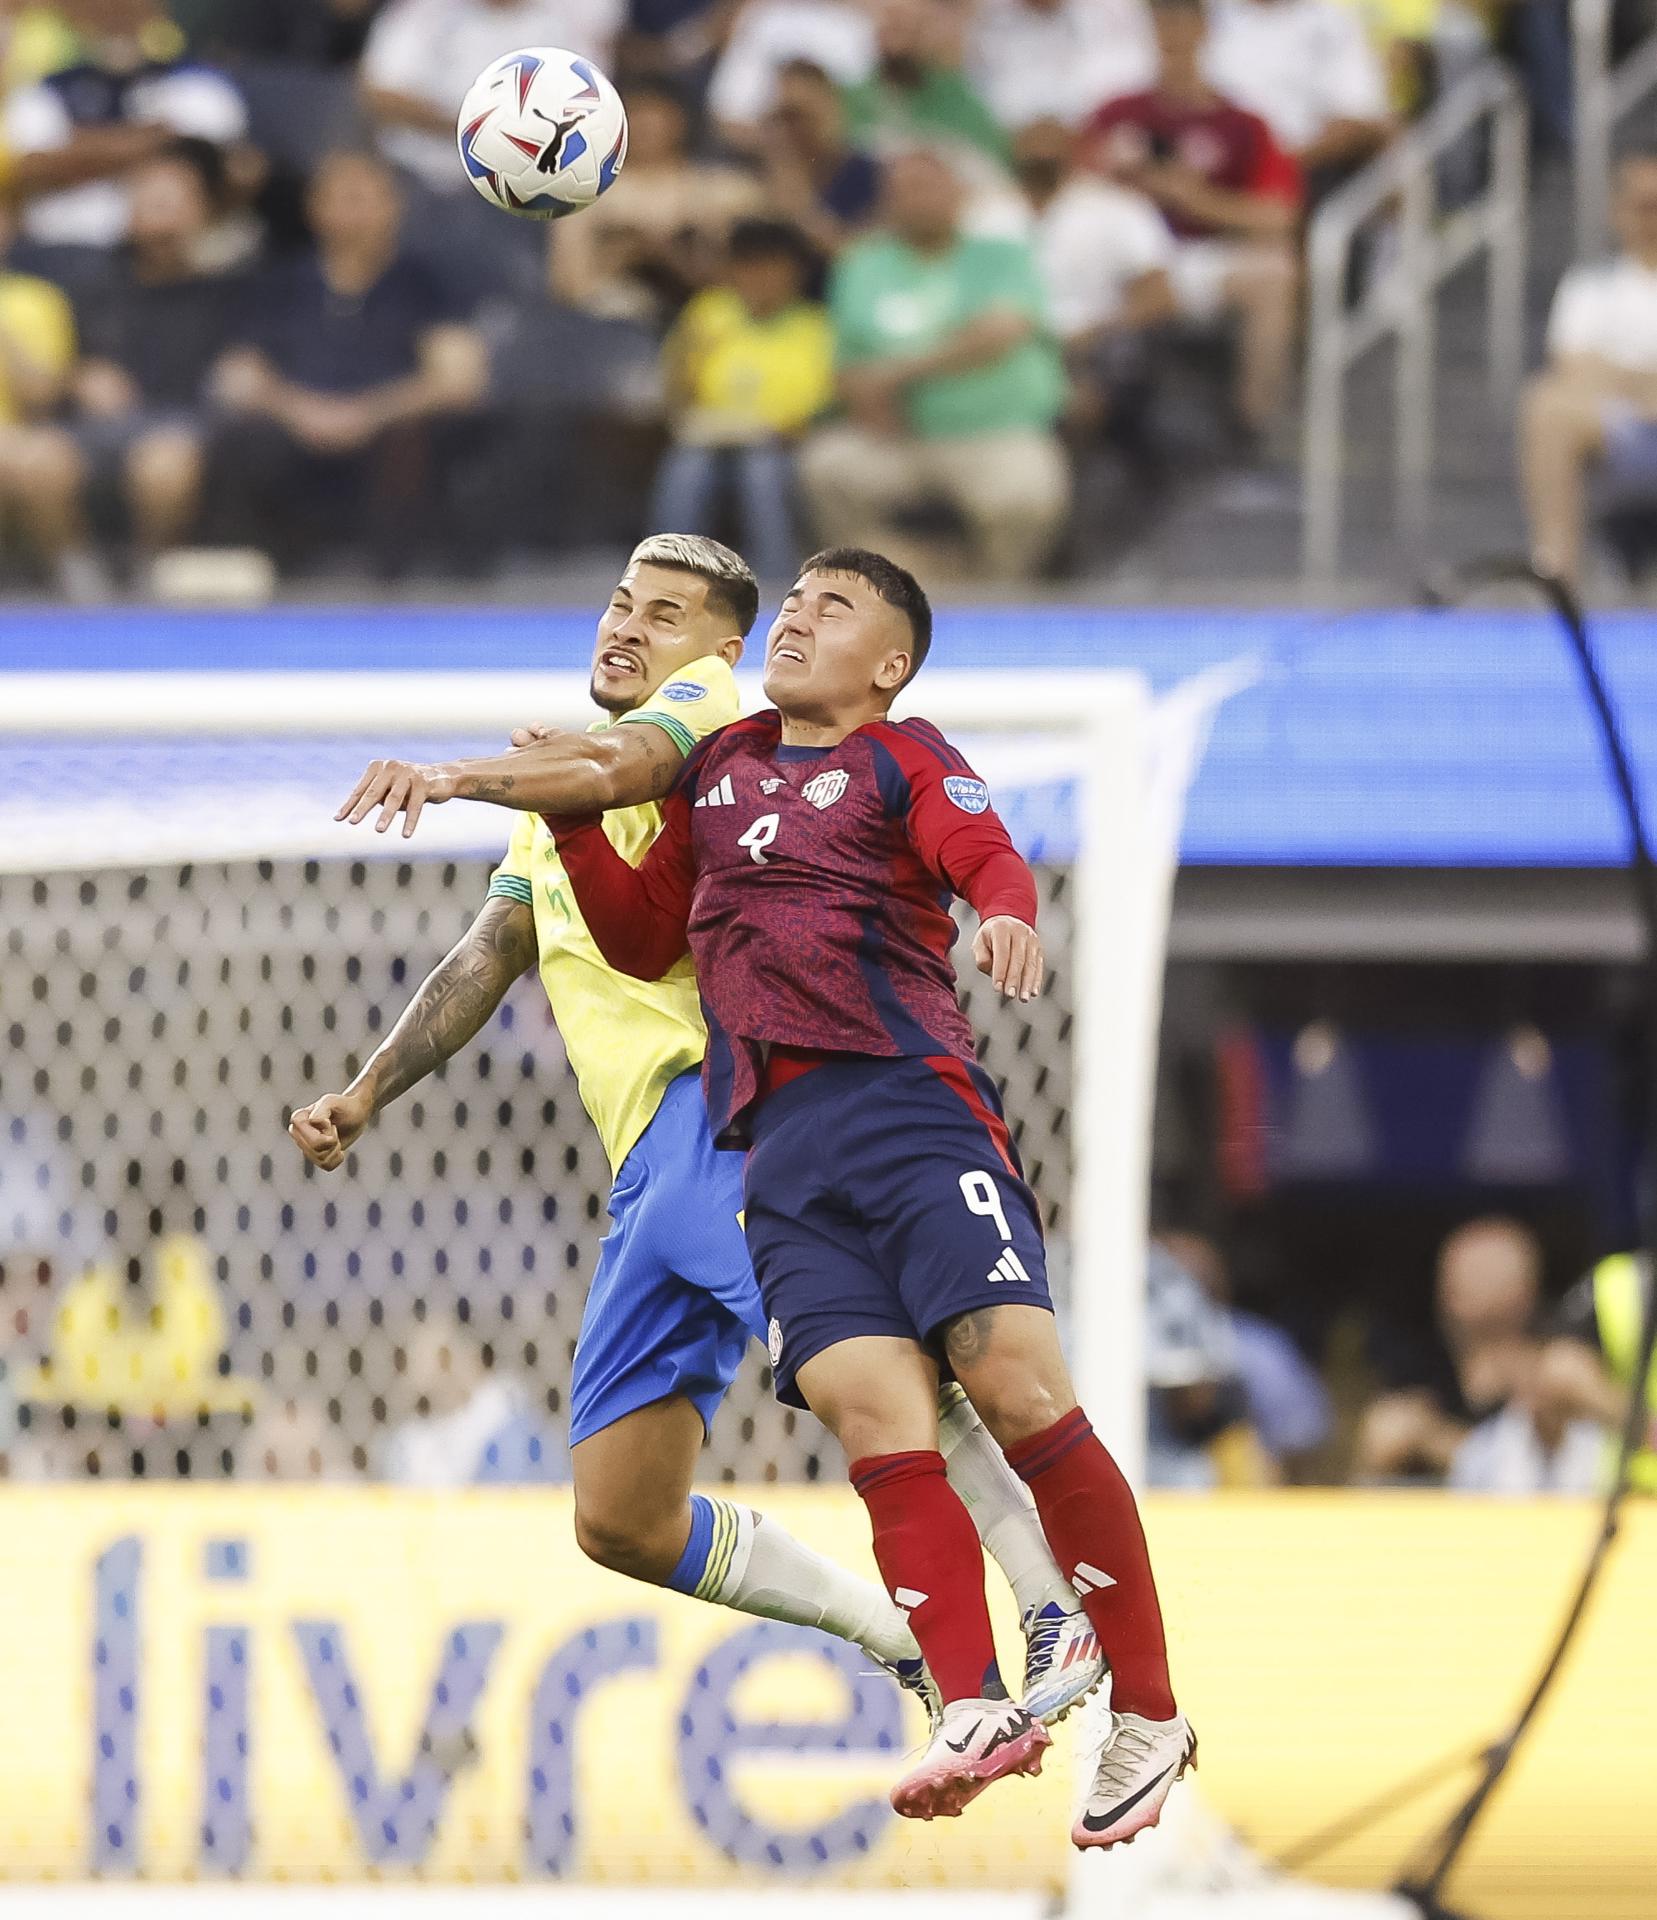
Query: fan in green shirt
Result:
<box><xmin>828</xmin><ymin>148</ymin><xmax>1065</xmax><ymax>440</ymax></box>
<box><xmin>841</xmin><ymin>0</ymin><xmax>1011</xmax><ymax>168</ymax></box>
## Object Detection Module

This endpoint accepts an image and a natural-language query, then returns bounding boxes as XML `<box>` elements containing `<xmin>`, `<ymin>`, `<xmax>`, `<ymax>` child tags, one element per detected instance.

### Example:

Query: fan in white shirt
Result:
<box><xmin>1522</xmin><ymin>148</ymin><xmax>1657</xmax><ymax>587</ymax></box>
<box><xmin>361</xmin><ymin>0</ymin><xmax>625</xmax><ymax>192</ymax></box>
<box><xmin>1011</xmin><ymin>116</ymin><xmax>1174</xmax><ymax>347</ymax></box>
<box><xmin>1204</xmin><ymin>0</ymin><xmax>1390</xmax><ymax>174</ymax></box>
<box><xmin>709</xmin><ymin>0</ymin><xmax>879</xmax><ymax>145</ymax></box>
<box><xmin>970</xmin><ymin>0</ymin><xmax>1157</xmax><ymax>131</ymax></box>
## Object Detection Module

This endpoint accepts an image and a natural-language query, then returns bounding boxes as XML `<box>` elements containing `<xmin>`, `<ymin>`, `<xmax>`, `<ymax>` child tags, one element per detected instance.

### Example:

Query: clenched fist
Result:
<box><xmin>288</xmin><ymin>1089</ymin><xmax>374</xmax><ymax>1171</ymax></box>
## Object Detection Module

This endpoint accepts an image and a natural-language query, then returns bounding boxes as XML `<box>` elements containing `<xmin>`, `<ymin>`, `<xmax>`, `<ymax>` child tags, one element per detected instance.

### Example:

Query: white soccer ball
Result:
<box><xmin>456</xmin><ymin>46</ymin><xmax>628</xmax><ymax>220</ymax></box>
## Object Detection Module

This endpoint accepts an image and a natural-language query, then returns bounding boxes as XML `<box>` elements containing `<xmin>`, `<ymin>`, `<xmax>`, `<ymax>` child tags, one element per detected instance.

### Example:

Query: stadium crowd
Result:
<box><xmin>6</xmin><ymin>0</ymin><xmax>1586</xmax><ymax>596</ymax></box>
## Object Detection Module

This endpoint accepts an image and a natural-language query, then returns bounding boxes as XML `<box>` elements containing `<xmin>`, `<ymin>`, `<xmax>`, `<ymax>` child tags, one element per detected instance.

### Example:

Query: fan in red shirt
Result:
<box><xmin>545</xmin><ymin>547</ymin><xmax>1193</xmax><ymax>1846</ymax></box>
<box><xmin>1084</xmin><ymin>0</ymin><xmax>1301</xmax><ymax>439</ymax></box>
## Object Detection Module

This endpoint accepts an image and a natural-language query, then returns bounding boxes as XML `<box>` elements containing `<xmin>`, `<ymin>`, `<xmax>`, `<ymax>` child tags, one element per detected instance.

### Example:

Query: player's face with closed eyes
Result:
<box><xmin>590</xmin><ymin>563</ymin><xmax>741</xmax><ymax>712</ymax></box>
<box><xmin>764</xmin><ymin>571</ymin><xmax>912</xmax><ymax>720</ymax></box>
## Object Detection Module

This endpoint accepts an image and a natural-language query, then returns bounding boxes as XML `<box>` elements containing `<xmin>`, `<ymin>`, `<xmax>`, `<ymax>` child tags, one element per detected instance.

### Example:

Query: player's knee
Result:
<box><xmin>944</xmin><ymin>1308</ymin><xmax>1077</xmax><ymax>1447</ymax></box>
<box><xmin>574</xmin><ymin>1503</ymin><xmax>658</xmax><ymax>1579</ymax></box>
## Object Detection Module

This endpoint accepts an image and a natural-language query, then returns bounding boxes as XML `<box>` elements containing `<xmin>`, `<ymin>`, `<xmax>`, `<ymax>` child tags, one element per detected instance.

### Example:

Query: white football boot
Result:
<box><xmin>1072</xmin><ymin>1709</ymin><xmax>1197</xmax><ymax>1850</ymax></box>
<box><xmin>890</xmin><ymin>1696</ymin><xmax>1051</xmax><ymax>1821</ymax></box>
<box><xmin>1020</xmin><ymin>1600</ymin><xmax>1107</xmax><ymax>1726</ymax></box>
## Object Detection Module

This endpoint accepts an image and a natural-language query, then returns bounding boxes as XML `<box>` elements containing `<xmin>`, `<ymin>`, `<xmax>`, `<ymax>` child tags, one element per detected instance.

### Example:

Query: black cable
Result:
<box><xmin>1380</xmin><ymin>558</ymin><xmax>1657</xmax><ymax>1915</ymax></box>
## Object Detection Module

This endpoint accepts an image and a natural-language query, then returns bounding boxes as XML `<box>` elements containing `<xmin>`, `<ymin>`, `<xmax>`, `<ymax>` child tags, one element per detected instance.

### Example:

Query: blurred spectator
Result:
<box><xmin>1145</xmin><ymin>1242</ymin><xmax>1271</xmax><ymax>1488</ymax></box>
<box><xmin>842</xmin><ymin>0</ymin><xmax>1009</xmax><ymax>176</ymax></box>
<box><xmin>1534</xmin><ymin>1253</ymin><xmax>1657</xmax><ymax>1492</ymax></box>
<box><xmin>0</xmin><ymin>141</ymin><xmax>240</xmax><ymax>599</ymax></box>
<box><xmin>2</xmin><ymin>0</ymin><xmax>247</xmax><ymax>254</ymax></box>
<box><xmin>210</xmin><ymin>149</ymin><xmax>488</xmax><ymax>575</ymax></box>
<box><xmin>969</xmin><ymin>0</ymin><xmax>1155</xmax><ymax>134</ymax></box>
<box><xmin>359</xmin><ymin>0</ymin><xmax>622</xmax><ymax>196</ymax></box>
<box><xmin>1010</xmin><ymin>116</ymin><xmax>1173</xmax><ymax>437</ymax></box>
<box><xmin>1522</xmin><ymin>148</ymin><xmax>1657</xmax><ymax>593</ymax></box>
<box><xmin>652</xmin><ymin>218</ymin><xmax>831</xmax><ymax>578</ymax></box>
<box><xmin>1160</xmin><ymin>1228</ymin><xmax>1333</xmax><ymax>1476</ymax></box>
<box><xmin>1203</xmin><ymin>0</ymin><xmax>1391</xmax><ymax>188</ymax></box>
<box><xmin>551</xmin><ymin>78</ymin><xmax>764</xmax><ymax>326</ymax></box>
<box><xmin>236</xmin><ymin>1396</ymin><xmax>358</xmax><ymax>1479</ymax></box>
<box><xmin>709</xmin><ymin>0</ymin><xmax>877</xmax><ymax>149</ymax></box>
<box><xmin>380</xmin><ymin>1317</ymin><xmax>565</xmax><ymax>1485</ymax></box>
<box><xmin>801</xmin><ymin>146</ymin><xmax>1068</xmax><ymax>581</ymax></box>
<box><xmin>1086</xmin><ymin>0</ymin><xmax>1301</xmax><ymax>442</ymax></box>
<box><xmin>0</xmin><ymin>195</ymin><xmax>77</xmax><ymax>450</ymax></box>
<box><xmin>1</xmin><ymin>5</ymin><xmax>86</xmax><ymax>95</ymax></box>
<box><xmin>1447</xmin><ymin>1336</ymin><xmax>1604</xmax><ymax>1495</ymax></box>
<box><xmin>758</xmin><ymin>59</ymin><xmax>883</xmax><ymax>257</ymax></box>
<box><xmin>196</xmin><ymin>0</ymin><xmax>386</xmax><ymax>66</ymax></box>
<box><xmin>1355</xmin><ymin>1216</ymin><xmax>1540</xmax><ymax>1482</ymax></box>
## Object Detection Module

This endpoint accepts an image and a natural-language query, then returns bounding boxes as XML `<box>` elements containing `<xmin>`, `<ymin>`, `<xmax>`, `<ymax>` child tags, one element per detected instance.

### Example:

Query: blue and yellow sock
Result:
<box><xmin>665</xmin><ymin>1493</ymin><xmax>746</xmax><ymax>1600</ymax></box>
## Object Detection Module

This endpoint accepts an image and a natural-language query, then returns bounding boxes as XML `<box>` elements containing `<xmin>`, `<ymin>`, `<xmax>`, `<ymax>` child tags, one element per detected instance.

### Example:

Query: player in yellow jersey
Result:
<box><xmin>288</xmin><ymin>535</ymin><xmax>1102</xmax><ymax>1723</ymax></box>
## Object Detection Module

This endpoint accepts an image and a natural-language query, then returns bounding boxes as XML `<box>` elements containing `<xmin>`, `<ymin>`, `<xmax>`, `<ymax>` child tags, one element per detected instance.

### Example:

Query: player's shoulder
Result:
<box><xmin>679</xmin><ymin>708</ymin><xmax>779</xmax><ymax>788</ymax></box>
<box><xmin>866</xmin><ymin>719</ymin><xmax>998</xmax><ymax>817</ymax></box>
<box><xmin>868</xmin><ymin>715</ymin><xmax>973</xmax><ymax>773</ymax></box>
<box><xmin>647</xmin><ymin>652</ymin><xmax>742</xmax><ymax>716</ymax></box>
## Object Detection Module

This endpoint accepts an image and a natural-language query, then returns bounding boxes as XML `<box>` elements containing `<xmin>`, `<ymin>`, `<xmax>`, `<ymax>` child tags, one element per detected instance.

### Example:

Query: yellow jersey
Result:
<box><xmin>669</xmin><ymin>289</ymin><xmax>834</xmax><ymax>441</ymax></box>
<box><xmin>486</xmin><ymin>654</ymin><xmax>740</xmax><ymax>1174</ymax></box>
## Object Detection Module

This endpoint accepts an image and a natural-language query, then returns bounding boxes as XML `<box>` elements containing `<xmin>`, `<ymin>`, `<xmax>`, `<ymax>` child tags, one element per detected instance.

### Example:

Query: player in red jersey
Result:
<box><xmin>541</xmin><ymin>548</ymin><xmax>1193</xmax><ymax>1842</ymax></box>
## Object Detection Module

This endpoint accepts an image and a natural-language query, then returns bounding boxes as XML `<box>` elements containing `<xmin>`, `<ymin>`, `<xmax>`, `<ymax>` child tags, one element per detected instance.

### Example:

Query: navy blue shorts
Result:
<box><xmin>742</xmin><ymin>1055</ymin><xmax>1054</xmax><ymax>1408</ymax></box>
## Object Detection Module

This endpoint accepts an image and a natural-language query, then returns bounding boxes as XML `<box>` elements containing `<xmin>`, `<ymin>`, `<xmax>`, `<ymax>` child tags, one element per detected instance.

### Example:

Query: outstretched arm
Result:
<box><xmin>547</xmin><ymin>789</ymin><xmax>697</xmax><ymax>981</ymax></box>
<box><xmin>335</xmin><ymin>722</ymin><xmax>688</xmax><ymax>838</ymax></box>
<box><xmin>287</xmin><ymin>896</ymin><xmax>537</xmax><ymax>1170</ymax></box>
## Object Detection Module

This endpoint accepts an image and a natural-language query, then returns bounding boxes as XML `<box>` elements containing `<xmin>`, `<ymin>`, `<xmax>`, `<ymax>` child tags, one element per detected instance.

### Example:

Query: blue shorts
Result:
<box><xmin>569</xmin><ymin>1070</ymin><xmax>765</xmax><ymax>1447</ymax></box>
<box><xmin>742</xmin><ymin>1055</ymin><xmax>1054</xmax><ymax>1408</ymax></box>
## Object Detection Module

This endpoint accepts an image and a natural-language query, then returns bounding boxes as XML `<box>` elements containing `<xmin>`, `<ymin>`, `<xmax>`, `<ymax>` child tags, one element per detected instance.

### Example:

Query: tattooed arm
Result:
<box><xmin>287</xmin><ymin>896</ymin><xmax>537</xmax><ymax>1171</ymax></box>
<box><xmin>334</xmin><ymin>722</ymin><xmax>686</xmax><ymax>840</ymax></box>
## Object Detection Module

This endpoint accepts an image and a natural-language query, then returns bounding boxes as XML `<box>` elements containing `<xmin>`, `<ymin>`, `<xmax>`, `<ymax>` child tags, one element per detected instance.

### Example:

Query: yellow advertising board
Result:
<box><xmin>0</xmin><ymin>1489</ymin><xmax>1652</xmax><ymax>1919</ymax></box>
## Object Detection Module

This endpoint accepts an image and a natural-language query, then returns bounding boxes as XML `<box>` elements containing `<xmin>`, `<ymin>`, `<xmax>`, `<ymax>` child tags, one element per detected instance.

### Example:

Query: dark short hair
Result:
<box><xmin>728</xmin><ymin>217</ymin><xmax>815</xmax><ymax>272</ymax></box>
<box><xmin>629</xmin><ymin>533</ymin><xmax>760</xmax><ymax>636</ymax></box>
<box><xmin>148</xmin><ymin>134</ymin><xmax>228</xmax><ymax>208</ymax></box>
<box><xmin>801</xmin><ymin>546</ymin><xmax>933</xmax><ymax>684</ymax></box>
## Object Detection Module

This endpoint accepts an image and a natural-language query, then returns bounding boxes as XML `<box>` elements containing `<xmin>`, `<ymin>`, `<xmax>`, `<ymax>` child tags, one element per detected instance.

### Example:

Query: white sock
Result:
<box><xmin>937</xmin><ymin>1382</ymin><xmax>1080</xmax><ymax>1618</ymax></box>
<box><xmin>691</xmin><ymin>1495</ymin><xmax>920</xmax><ymax>1668</ymax></box>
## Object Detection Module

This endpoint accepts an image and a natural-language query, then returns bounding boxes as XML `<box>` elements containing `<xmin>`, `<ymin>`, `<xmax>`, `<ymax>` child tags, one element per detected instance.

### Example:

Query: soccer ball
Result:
<box><xmin>456</xmin><ymin>46</ymin><xmax>628</xmax><ymax>220</ymax></box>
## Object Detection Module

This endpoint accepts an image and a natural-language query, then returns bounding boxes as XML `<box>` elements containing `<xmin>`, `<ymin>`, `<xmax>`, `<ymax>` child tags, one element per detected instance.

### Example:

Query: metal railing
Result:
<box><xmin>1301</xmin><ymin>63</ymin><xmax>1529</xmax><ymax>582</ymax></box>
<box><xmin>1574</xmin><ymin>0</ymin><xmax>1657</xmax><ymax>260</ymax></box>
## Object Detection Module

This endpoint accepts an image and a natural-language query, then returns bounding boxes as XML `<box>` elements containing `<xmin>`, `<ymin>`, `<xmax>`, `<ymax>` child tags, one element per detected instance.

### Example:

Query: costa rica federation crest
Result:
<box><xmin>802</xmin><ymin>769</ymin><xmax>849</xmax><ymax>811</ymax></box>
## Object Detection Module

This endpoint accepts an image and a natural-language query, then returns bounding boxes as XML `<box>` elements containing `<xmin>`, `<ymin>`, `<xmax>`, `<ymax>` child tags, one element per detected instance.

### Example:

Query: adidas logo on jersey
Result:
<box><xmin>987</xmin><ymin>1249</ymin><xmax>1034</xmax><ymax>1285</ymax></box>
<box><xmin>802</xmin><ymin>769</ymin><xmax>849</xmax><ymax>810</ymax></box>
<box><xmin>695</xmin><ymin>774</ymin><xmax>737</xmax><ymax>809</ymax></box>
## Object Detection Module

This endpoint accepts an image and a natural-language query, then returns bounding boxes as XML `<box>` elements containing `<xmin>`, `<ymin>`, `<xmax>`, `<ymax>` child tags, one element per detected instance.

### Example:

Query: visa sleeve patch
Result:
<box><xmin>943</xmin><ymin>775</ymin><xmax>990</xmax><ymax>814</ymax></box>
<box><xmin>658</xmin><ymin>680</ymin><xmax>708</xmax><ymax>703</ymax></box>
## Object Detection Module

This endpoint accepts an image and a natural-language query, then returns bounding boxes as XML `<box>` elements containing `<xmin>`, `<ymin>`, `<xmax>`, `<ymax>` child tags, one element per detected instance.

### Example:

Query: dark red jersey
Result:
<box><xmin>548</xmin><ymin>710</ymin><xmax>1037</xmax><ymax>1146</ymax></box>
<box><xmin>1083</xmin><ymin>90</ymin><xmax>1301</xmax><ymax>240</ymax></box>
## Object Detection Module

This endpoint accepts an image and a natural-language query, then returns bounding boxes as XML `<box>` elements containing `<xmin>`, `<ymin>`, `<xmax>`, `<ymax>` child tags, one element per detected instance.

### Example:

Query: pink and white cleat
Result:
<box><xmin>1072</xmin><ymin>1710</ymin><xmax>1197</xmax><ymax>1850</ymax></box>
<box><xmin>890</xmin><ymin>1696</ymin><xmax>1051</xmax><ymax>1821</ymax></box>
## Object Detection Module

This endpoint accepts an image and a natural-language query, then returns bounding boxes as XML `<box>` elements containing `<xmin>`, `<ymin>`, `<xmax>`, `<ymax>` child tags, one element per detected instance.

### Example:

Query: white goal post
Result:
<box><xmin>1</xmin><ymin>666</ymin><xmax>1165</xmax><ymax>1480</ymax></box>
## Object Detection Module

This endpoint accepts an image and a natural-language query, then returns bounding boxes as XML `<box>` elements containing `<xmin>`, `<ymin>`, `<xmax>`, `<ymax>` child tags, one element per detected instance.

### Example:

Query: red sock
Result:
<box><xmin>1006</xmin><ymin>1409</ymin><xmax>1177</xmax><ymax>1721</ymax></box>
<box><xmin>850</xmin><ymin>1450</ymin><xmax>1006</xmax><ymax>1705</ymax></box>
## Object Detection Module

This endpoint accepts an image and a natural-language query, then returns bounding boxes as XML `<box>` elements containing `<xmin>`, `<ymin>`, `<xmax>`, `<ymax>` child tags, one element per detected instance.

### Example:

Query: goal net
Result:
<box><xmin>0</xmin><ymin>666</ymin><xmax>1240</xmax><ymax>1902</ymax></box>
